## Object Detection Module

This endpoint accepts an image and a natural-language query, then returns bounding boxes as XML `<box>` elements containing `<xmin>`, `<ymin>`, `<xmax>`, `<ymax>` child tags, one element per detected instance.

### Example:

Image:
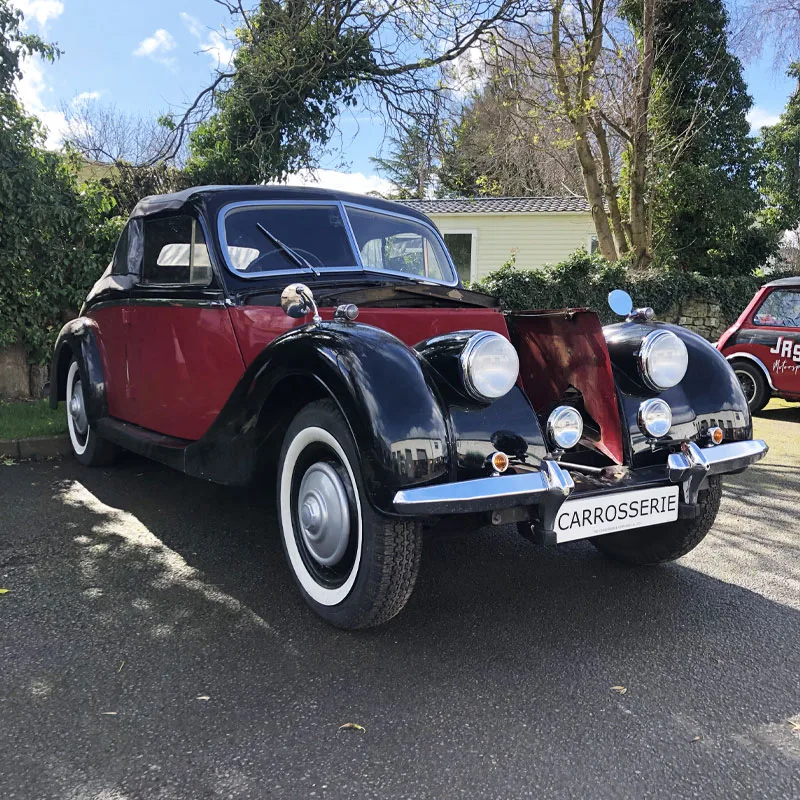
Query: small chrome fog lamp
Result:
<box><xmin>638</xmin><ymin>398</ymin><xmax>672</xmax><ymax>438</ymax></box>
<box><xmin>547</xmin><ymin>406</ymin><xmax>583</xmax><ymax>450</ymax></box>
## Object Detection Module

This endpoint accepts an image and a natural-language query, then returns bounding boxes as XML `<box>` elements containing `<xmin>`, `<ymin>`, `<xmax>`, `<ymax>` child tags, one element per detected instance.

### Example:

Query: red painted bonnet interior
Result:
<box><xmin>506</xmin><ymin>310</ymin><xmax>624</xmax><ymax>464</ymax></box>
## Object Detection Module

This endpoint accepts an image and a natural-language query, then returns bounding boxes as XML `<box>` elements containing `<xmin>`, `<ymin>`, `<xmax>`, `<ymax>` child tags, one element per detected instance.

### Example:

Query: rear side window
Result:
<box><xmin>753</xmin><ymin>290</ymin><xmax>800</xmax><ymax>328</ymax></box>
<box><xmin>111</xmin><ymin>223</ymin><xmax>131</xmax><ymax>276</ymax></box>
<box><xmin>143</xmin><ymin>215</ymin><xmax>212</xmax><ymax>286</ymax></box>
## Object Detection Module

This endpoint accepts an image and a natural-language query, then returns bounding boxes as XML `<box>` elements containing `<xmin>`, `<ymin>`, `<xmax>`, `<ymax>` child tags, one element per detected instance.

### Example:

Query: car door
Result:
<box><xmin>751</xmin><ymin>288</ymin><xmax>800</xmax><ymax>394</ymax></box>
<box><xmin>84</xmin><ymin>221</ymin><xmax>138</xmax><ymax>424</ymax></box>
<box><xmin>125</xmin><ymin>213</ymin><xmax>246</xmax><ymax>441</ymax></box>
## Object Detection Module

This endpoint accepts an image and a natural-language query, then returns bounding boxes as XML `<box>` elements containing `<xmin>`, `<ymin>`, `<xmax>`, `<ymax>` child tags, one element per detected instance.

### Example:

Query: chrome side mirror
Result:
<box><xmin>281</xmin><ymin>283</ymin><xmax>321</xmax><ymax>324</ymax></box>
<box><xmin>608</xmin><ymin>289</ymin><xmax>633</xmax><ymax>317</ymax></box>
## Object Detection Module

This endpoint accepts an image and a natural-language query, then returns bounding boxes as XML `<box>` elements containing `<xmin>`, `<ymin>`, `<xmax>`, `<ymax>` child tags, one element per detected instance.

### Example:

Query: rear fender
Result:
<box><xmin>49</xmin><ymin>318</ymin><xmax>108</xmax><ymax>422</ymax></box>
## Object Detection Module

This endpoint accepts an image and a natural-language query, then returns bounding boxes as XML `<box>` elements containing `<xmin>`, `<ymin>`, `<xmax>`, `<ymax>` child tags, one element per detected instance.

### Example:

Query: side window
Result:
<box><xmin>753</xmin><ymin>290</ymin><xmax>800</xmax><ymax>328</ymax></box>
<box><xmin>110</xmin><ymin>223</ymin><xmax>131</xmax><ymax>276</ymax></box>
<box><xmin>142</xmin><ymin>215</ymin><xmax>212</xmax><ymax>286</ymax></box>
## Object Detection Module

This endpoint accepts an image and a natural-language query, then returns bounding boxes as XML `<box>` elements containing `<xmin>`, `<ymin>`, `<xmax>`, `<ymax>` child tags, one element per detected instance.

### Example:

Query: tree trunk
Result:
<box><xmin>574</xmin><ymin>127</ymin><xmax>618</xmax><ymax>261</ymax></box>
<box><xmin>592</xmin><ymin>119</ymin><xmax>630</xmax><ymax>255</ymax></box>
<box><xmin>628</xmin><ymin>0</ymin><xmax>656</xmax><ymax>269</ymax></box>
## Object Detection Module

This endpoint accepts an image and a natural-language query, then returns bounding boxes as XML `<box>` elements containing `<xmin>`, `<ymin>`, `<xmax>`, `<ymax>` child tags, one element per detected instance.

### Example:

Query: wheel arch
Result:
<box><xmin>185</xmin><ymin>321</ymin><xmax>451</xmax><ymax>510</ymax></box>
<box><xmin>49</xmin><ymin>318</ymin><xmax>109</xmax><ymax>422</ymax></box>
<box><xmin>726</xmin><ymin>352</ymin><xmax>775</xmax><ymax>391</ymax></box>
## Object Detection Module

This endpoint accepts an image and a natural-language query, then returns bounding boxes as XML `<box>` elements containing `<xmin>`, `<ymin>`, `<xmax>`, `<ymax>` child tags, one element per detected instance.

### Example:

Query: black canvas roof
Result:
<box><xmin>130</xmin><ymin>185</ymin><xmax>432</xmax><ymax>225</ymax></box>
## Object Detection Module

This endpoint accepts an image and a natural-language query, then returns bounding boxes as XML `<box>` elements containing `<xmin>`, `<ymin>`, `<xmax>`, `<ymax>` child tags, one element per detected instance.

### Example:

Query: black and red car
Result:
<box><xmin>51</xmin><ymin>186</ymin><xmax>767</xmax><ymax>628</ymax></box>
<box><xmin>716</xmin><ymin>277</ymin><xmax>800</xmax><ymax>412</ymax></box>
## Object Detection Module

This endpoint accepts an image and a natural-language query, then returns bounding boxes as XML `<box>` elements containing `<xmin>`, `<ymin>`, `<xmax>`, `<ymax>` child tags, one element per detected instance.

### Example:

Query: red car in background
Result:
<box><xmin>717</xmin><ymin>277</ymin><xmax>800</xmax><ymax>412</ymax></box>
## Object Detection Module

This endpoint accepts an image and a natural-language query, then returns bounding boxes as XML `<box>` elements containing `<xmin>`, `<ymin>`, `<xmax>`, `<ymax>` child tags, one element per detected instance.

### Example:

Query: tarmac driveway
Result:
<box><xmin>1</xmin><ymin>402</ymin><xmax>799</xmax><ymax>799</ymax></box>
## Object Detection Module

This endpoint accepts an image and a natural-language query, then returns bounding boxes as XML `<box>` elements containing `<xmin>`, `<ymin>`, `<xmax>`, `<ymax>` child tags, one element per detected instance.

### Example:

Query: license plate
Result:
<box><xmin>555</xmin><ymin>486</ymin><xmax>680</xmax><ymax>543</ymax></box>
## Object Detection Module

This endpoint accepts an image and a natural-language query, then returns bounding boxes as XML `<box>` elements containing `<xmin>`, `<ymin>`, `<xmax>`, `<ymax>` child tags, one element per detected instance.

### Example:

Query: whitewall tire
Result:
<box><xmin>277</xmin><ymin>400</ymin><xmax>422</xmax><ymax>629</ymax></box>
<box><xmin>65</xmin><ymin>359</ymin><xmax>118</xmax><ymax>467</ymax></box>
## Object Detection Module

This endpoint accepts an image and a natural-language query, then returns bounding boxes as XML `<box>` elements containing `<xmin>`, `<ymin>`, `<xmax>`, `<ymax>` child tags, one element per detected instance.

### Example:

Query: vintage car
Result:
<box><xmin>51</xmin><ymin>186</ymin><xmax>768</xmax><ymax>629</ymax></box>
<box><xmin>716</xmin><ymin>277</ymin><xmax>800</xmax><ymax>412</ymax></box>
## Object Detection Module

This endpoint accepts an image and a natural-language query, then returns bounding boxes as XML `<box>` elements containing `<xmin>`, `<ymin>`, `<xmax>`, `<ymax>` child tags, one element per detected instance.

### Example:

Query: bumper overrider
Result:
<box><xmin>393</xmin><ymin>439</ymin><xmax>768</xmax><ymax>534</ymax></box>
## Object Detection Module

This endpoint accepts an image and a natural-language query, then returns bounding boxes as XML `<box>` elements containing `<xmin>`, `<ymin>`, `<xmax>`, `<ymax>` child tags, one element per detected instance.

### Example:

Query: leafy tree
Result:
<box><xmin>437</xmin><ymin>70</ymin><xmax>585</xmax><ymax>198</ymax></box>
<box><xmin>759</xmin><ymin>63</ymin><xmax>800</xmax><ymax>235</ymax></box>
<box><xmin>648</xmin><ymin>0</ymin><xmax>769</xmax><ymax>275</ymax></box>
<box><xmin>161</xmin><ymin>0</ymin><xmax>535</xmax><ymax>184</ymax></box>
<box><xmin>0</xmin><ymin>1</ymin><xmax>121</xmax><ymax>363</ymax></box>
<box><xmin>371</xmin><ymin>126</ymin><xmax>437</xmax><ymax>199</ymax></box>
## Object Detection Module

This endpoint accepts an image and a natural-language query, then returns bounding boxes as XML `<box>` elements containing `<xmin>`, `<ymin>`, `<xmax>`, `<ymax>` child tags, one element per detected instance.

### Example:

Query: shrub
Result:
<box><xmin>471</xmin><ymin>249</ymin><xmax>794</xmax><ymax>329</ymax></box>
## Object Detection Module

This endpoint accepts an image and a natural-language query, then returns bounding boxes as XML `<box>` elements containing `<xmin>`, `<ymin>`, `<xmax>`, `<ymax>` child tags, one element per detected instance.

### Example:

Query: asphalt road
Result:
<box><xmin>1</xmin><ymin>402</ymin><xmax>799</xmax><ymax>800</ymax></box>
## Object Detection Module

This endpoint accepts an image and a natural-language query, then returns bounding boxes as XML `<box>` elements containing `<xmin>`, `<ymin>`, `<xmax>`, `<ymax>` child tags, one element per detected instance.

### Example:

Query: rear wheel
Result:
<box><xmin>591</xmin><ymin>477</ymin><xmax>722</xmax><ymax>564</ymax></box>
<box><xmin>66</xmin><ymin>360</ymin><xmax>118</xmax><ymax>466</ymax></box>
<box><xmin>732</xmin><ymin>361</ymin><xmax>769</xmax><ymax>413</ymax></box>
<box><xmin>277</xmin><ymin>400</ymin><xmax>422</xmax><ymax>629</ymax></box>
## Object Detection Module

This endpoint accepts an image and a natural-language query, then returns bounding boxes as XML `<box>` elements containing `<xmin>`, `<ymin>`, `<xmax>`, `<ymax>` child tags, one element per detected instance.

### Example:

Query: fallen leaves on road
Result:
<box><xmin>0</xmin><ymin>589</ymin><xmax>9</xmax><ymax>595</ymax></box>
<box><xmin>101</xmin><ymin>712</ymin><xmax>117</xmax><ymax>716</ymax></box>
<box><xmin>611</xmin><ymin>686</ymin><xmax>628</xmax><ymax>695</ymax></box>
<box><xmin>196</xmin><ymin>695</ymin><xmax>211</xmax><ymax>701</ymax></box>
<box><xmin>691</xmin><ymin>736</ymin><xmax>703</xmax><ymax>742</ymax></box>
<box><xmin>338</xmin><ymin>723</ymin><xmax>366</xmax><ymax>733</ymax></box>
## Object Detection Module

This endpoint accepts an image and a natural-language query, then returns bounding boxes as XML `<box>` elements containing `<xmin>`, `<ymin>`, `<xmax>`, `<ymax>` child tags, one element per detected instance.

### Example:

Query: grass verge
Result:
<box><xmin>0</xmin><ymin>400</ymin><xmax>67</xmax><ymax>440</ymax></box>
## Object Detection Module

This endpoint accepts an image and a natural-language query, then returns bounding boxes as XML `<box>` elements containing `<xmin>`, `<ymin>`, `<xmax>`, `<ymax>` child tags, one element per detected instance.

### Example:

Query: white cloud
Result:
<box><xmin>276</xmin><ymin>169</ymin><xmax>393</xmax><ymax>196</ymax></box>
<box><xmin>72</xmin><ymin>90</ymin><xmax>101</xmax><ymax>105</ymax></box>
<box><xmin>14</xmin><ymin>0</ymin><xmax>64</xmax><ymax>28</ymax></box>
<box><xmin>180</xmin><ymin>12</ymin><xmax>234</xmax><ymax>68</ymax></box>
<box><xmin>16</xmin><ymin>56</ymin><xmax>67</xmax><ymax>148</ymax></box>
<box><xmin>134</xmin><ymin>29</ymin><xmax>177</xmax><ymax>68</ymax></box>
<box><xmin>748</xmin><ymin>106</ymin><xmax>781</xmax><ymax>131</ymax></box>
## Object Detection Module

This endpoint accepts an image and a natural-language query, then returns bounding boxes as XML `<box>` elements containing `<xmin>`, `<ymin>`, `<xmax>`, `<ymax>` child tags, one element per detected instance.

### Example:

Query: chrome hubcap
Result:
<box><xmin>297</xmin><ymin>462</ymin><xmax>351</xmax><ymax>567</ymax></box>
<box><xmin>69</xmin><ymin>381</ymin><xmax>88</xmax><ymax>436</ymax></box>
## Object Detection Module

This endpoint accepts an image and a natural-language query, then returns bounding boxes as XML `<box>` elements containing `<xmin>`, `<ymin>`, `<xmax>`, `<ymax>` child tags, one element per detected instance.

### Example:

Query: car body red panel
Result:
<box><xmin>229</xmin><ymin>306</ymin><xmax>510</xmax><ymax>366</ymax></box>
<box><xmin>101</xmin><ymin>306</ymin><xmax>246</xmax><ymax>440</ymax></box>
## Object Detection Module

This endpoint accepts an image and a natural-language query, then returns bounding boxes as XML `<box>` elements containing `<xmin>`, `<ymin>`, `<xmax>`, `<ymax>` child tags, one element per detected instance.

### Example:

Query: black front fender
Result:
<box><xmin>186</xmin><ymin>321</ymin><xmax>451</xmax><ymax>511</ymax></box>
<box><xmin>49</xmin><ymin>317</ymin><xmax>108</xmax><ymax>422</ymax></box>
<box><xmin>604</xmin><ymin>321</ymin><xmax>752</xmax><ymax>466</ymax></box>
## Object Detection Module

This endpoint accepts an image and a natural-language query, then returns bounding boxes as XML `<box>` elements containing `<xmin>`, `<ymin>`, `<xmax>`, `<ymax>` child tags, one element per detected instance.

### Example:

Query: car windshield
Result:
<box><xmin>345</xmin><ymin>206</ymin><xmax>456</xmax><ymax>284</ymax></box>
<box><xmin>222</xmin><ymin>204</ymin><xmax>357</xmax><ymax>275</ymax></box>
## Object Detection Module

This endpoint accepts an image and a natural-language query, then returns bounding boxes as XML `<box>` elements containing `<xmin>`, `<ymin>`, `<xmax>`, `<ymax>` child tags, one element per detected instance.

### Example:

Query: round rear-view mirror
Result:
<box><xmin>281</xmin><ymin>283</ymin><xmax>314</xmax><ymax>319</ymax></box>
<box><xmin>608</xmin><ymin>289</ymin><xmax>633</xmax><ymax>318</ymax></box>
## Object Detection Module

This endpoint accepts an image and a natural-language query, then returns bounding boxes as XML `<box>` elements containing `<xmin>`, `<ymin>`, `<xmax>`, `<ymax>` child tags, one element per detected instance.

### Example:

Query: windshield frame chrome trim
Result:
<box><xmin>217</xmin><ymin>200</ymin><xmax>364</xmax><ymax>279</ymax></box>
<box><xmin>341</xmin><ymin>201</ymin><xmax>460</xmax><ymax>288</ymax></box>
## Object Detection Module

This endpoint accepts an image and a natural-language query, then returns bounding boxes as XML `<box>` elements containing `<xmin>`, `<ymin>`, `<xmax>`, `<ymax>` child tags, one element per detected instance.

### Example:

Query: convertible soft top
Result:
<box><xmin>130</xmin><ymin>184</ymin><xmax>432</xmax><ymax>225</ymax></box>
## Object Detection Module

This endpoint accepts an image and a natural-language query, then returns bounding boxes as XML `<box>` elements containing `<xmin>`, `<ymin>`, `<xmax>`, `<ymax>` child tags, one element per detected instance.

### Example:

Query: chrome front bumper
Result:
<box><xmin>392</xmin><ymin>439</ymin><xmax>768</xmax><ymax>522</ymax></box>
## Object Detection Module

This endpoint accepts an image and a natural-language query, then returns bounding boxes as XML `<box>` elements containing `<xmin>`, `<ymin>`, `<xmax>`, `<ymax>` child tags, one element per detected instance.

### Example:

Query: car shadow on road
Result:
<box><xmin>7</xmin><ymin>453</ymin><xmax>800</xmax><ymax>798</ymax></box>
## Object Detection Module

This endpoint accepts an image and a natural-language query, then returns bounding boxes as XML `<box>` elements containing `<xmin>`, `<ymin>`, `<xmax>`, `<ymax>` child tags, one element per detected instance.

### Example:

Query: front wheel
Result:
<box><xmin>66</xmin><ymin>360</ymin><xmax>118</xmax><ymax>467</ymax></box>
<box><xmin>591</xmin><ymin>477</ymin><xmax>722</xmax><ymax>564</ymax></box>
<box><xmin>277</xmin><ymin>400</ymin><xmax>422</xmax><ymax>629</ymax></box>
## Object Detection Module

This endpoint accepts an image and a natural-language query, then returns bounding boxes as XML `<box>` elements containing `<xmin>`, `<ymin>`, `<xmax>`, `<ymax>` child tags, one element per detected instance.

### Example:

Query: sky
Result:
<box><xmin>11</xmin><ymin>0</ymin><xmax>797</xmax><ymax>195</ymax></box>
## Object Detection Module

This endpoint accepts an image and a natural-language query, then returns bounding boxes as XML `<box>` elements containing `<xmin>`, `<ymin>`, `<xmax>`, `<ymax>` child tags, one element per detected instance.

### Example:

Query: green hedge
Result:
<box><xmin>471</xmin><ymin>250</ymin><xmax>793</xmax><ymax>328</ymax></box>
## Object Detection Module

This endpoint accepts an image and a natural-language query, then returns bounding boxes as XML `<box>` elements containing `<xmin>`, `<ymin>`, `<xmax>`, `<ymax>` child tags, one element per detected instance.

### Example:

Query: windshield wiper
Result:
<box><xmin>256</xmin><ymin>223</ymin><xmax>320</xmax><ymax>278</ymax></box>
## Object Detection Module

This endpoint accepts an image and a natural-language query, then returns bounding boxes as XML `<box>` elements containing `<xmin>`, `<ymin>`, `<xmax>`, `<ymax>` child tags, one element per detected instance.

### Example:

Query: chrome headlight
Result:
<box><xmin>460</xmin><ymin>332</ymin><xmax>520</xmax><ymax>401</ymax></box>
<box><xmin>639</xmin><ymin>330</ymin><xmax>688</xmax><ymax>390</ymax></box>
<box><xmin>638</xmin><ymin>398</ymin><xmax>672</xmax><ymax>438</ymax></box>
<box><xmin>547</xmin><ymin>405</ymin><xmax>584</xmax><ymax>450</ymax></box>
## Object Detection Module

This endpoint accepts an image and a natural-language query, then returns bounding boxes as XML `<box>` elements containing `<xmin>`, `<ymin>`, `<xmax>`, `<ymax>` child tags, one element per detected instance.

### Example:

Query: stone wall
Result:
<box><xmin>663</xmin><ymin>298</ymin><xmax>727</xmax><ymax>341</ymax></box>
<box><xmin>0</xmin><ymin>343</ymin><xmax>50</xmax><ymax>400</ymax></box>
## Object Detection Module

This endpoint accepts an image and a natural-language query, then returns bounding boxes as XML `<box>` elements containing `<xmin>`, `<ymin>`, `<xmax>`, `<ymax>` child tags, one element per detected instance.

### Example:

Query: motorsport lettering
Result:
<box><xmin>769</xmin><ymin>336</ymin><xmax>800</xmax><ymax>363</ymax></box>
